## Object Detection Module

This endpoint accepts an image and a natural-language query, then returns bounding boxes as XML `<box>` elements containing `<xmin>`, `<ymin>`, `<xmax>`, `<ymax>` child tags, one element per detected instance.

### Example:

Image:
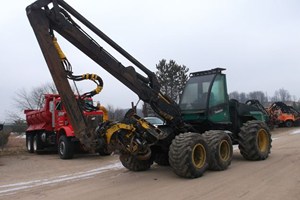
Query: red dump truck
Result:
<box><xmin>24</xmin><ymin>94</ymin><xmax>108</xmax><ymax>159</ymax></box>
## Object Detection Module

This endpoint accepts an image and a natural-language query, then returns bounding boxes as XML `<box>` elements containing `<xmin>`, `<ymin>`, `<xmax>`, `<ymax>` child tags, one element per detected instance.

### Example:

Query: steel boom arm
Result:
<box><xmin>26</xmin><ymin>0</ymin><xmax>184</xmax><ymax>141</ymax></box>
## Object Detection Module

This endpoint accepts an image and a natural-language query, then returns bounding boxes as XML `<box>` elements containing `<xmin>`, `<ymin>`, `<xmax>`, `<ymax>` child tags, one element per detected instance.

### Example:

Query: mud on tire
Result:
<box><xmin>203</xmin><ymin>130</ymin><xmax>233</xmax><ymax>171</ymax></box>
<box><xmin>169</xmin><ymin>132</ymin><xmax>209</xmax><ymax>178</ymax></box>
<box><xmin>238</xmin><ymin>120</ymin><xmax>272</xmax><ymax>160</ymax></box>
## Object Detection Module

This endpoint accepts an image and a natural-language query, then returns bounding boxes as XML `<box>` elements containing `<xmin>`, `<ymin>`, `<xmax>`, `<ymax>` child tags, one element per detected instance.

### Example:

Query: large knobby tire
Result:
<box><xmin>169</xmin><ymin>132</ymin><xmax>209</xmax><ymax>178</ymax></box>
<box><xmin>58</xmin><ymin>135</ymin><xmax>74</xmax><ymax>159</ymax></box>
<box><xmin>238</xmin><ymin>120</ymin><xmax>272</xmax><ymax>160</ymax></box>
<box><xmin>26</xmin><ymin>134</ymin><xmax>34</xmax><ymax>153</ymax></box>
<box><xmin>203</xmin><ymin>130</ymin><xmax>233</xmax><ymax>171</ymax></box>
<box><xmin>119</xmin><ymin>153</ymin><xmax>153</xmax><ymax>171</ymax></box>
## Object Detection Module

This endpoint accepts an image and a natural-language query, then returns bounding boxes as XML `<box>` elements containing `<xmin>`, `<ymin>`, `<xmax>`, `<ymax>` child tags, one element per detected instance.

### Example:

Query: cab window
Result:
<box><xmin>209</xmin><ymin>74</ymin><xmax>227</xmax><ymax>107</ymax></box>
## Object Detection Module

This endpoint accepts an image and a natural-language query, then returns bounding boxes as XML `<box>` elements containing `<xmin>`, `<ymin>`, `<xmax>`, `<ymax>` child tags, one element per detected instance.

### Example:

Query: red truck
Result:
<box><xmin>24</xmin><ymin>94</ymin><xmax>108</xmax><ymax>159</ymax></box>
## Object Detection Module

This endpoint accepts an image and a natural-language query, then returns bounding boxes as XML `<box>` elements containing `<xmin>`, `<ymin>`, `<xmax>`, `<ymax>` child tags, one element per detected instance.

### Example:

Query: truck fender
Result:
<box><xmin>58</xmin><ymin>126</ymin><xmax>75</xmax><ymax>138</ymax></box>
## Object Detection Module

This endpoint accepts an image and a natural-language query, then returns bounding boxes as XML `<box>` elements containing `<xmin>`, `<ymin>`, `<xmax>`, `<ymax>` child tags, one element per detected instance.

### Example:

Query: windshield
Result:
<box><xmin>179</xmin><ymin>74</ymin><xmax>214</xmax><ymax>111</ymax></box>
<box><xmin>85</xmin><ymin>99</ymin><xmax>93</xmax><ymax>106</ymax></box>
<box><xmin>144</xmin><ymin>117</ymin><xmax>164</xmax><ymax>125</ymax></box>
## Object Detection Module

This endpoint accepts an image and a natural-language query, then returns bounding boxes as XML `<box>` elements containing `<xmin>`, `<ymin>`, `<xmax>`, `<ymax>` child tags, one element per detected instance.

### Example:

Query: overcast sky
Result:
<box><xmin>1</xmin><ymin>0</ymin><xmax>300</xmax><ymax>122</ymax></box>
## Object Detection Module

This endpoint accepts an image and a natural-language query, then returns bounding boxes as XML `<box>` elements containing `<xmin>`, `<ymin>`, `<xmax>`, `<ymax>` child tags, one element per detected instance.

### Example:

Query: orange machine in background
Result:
<box><xmin>268</xmin><ymin>102</ymin><xmax>300</xmax><ymax>127</ymax></box>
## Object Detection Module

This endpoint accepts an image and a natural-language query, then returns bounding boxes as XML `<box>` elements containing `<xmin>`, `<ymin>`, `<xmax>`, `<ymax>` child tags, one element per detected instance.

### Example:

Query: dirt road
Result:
<box><xmin>1</xmin><ymin>128</ymin><xmax>300</xmax><ymax>200</ymax></box>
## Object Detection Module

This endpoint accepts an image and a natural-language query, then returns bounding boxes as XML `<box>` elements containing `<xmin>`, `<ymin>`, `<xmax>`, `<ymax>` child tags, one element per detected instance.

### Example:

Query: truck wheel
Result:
<box><xmin>58</xmin><ymin>135</ymin><xmax>74</xmax><ymax>159</ymax></box>
<box><xmin>203</xmin><ymin>130</ymin><xmax>233</xmax><ymax>171</ymax></box>
<box><xmin>169</xmin><ymin>132</ymin><xmax>209</xmax><ymax>178</ymax></box>
<box><xmin>33</xmin><ymin>134</ymin><xmax>43</xmax><ymax>153</ymax></box>
<box><xmin>119</xmin><ymin>153</ymin><xmax>153</xmax><ymax>171</ymax></box>
<box><xmin>285</xmin><ymin>120</ymin><xmax>293</xmax><ymax>127</ymax></box>
<box><xmin>238</xmin><ymin>120</ymin><xmax>272</xmax><ymax>160</ymax></box>
<box><xmin>26</xmin><ymin>135</ymin><xmax>34</xmax><ymax>153</ymax></box>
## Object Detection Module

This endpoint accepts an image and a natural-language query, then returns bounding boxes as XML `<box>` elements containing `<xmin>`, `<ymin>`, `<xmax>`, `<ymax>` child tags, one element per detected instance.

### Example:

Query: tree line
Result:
<box><xmin>229</xmin><ymin>88</ymin><xmax>295</xmax><ymax>104</ymax></box>
<box><xmin>3</xmin><ymin>59</ymin><xmax>300</xmax><ymax>149</ymax></box>
<box><xmin>5</xmin><ymin>59</ymin><xmax>300</xmax><ymax>123</ymax></box>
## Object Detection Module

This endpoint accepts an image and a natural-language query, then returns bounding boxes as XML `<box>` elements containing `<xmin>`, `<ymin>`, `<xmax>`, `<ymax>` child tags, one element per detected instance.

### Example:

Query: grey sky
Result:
<box><xmin>1</xmin><ymin>0</ymin><xmax>300</xmax><ymax>122</ymax></box>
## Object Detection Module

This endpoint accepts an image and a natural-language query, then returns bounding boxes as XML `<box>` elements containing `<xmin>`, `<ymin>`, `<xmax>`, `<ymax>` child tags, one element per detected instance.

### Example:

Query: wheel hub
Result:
<box><xmin>257</xmin><ymin>129</ymin><xmax>269</xmax><ymax>152</ymax></box>
<box><xmin>219</xmin><ymin>140</ymin><xmax>231</xmax><ymax>161</ymax></box>
<box><xmin>33</xmin><ymin>138</ymin><xmax>37</xmax><ymax>151</ymax></box>
<box><xmin>60</xmin><ymin>142</ymin><xmax>65</xmax><ymax>155</ymax></box>
<box><xmin>192</xmin><ymin>144</ymin><xmax>206</xmax><ymax>168</ymax></box>
<box><xmin>27</xmin><ymin>139</ymin><xmax>31</xmax><ymax>150</ymax></box>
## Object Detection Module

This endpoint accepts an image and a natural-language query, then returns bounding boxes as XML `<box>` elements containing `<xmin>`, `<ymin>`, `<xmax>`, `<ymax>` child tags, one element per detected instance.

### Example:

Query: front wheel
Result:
<box><xmin>169</xmin><ymin>132</ymin><xmax>209</xmax><ymax>178</ymax></box>
<box><xmin>119</xmin><ymin>153</ymin><xmax>153</xmax><ymax>171</ymax></box>
<box><xmin>238</xmin><ymin>120</ymin><xmax>272</xmax><ymax>160</ymax></box>
<box><xmin>58</xmin><ymin>135</ymin><xmax>74</xmax><ymax>159</ymax></box>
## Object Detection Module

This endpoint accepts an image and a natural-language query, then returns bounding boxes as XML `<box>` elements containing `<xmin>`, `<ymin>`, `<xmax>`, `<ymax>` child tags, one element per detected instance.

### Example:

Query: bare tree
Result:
<box><xmin>7</xmin><ymin>83</ymin><xmax>58</xmax><ymax>122</ymax></box>
<box><xmin>229</xmin><ymin>91</ymin><xmax>268</xmax><ymax>103</ymax></box>
<box><xmin>106</xmin><ymin>104</ymin><xmax>125</xmax><ymax>121</ymax></box>
<box><xmin>240</xmin><ymin>92</ymin><xmax>248</xmax><ymax>103</ymax></box>
<box><xmin>14</xmin><ymin>82</ymin><xmax>58</xmax><ymax>111</ymax></box>
<box><xmin>229</xmin><ymin>91</ymin><xmax>240</xmax><ymax>100</ymax></box>
<box><xmin>248</xmin><ymin>91</ymin><xmax>268</xmax><ymax>103</ymax></box>
<box><xmin>272</xmin><ymin>88</ymin><xmax>291</xmax><ymax>102</ymax></box>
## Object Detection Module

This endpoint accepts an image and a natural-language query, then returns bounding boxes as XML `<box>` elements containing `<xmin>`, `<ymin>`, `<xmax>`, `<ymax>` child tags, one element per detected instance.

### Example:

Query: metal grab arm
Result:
<box><xmin>26</xmin><ymin>0</ymin><xmax>185</xmax><ymax>145</ymax></box>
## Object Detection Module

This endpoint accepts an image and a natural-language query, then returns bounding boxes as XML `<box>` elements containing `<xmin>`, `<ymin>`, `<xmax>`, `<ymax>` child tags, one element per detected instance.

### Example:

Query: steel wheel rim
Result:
<box><xmin>27</xmin><ymin>139</ymin><xmax>31</xmax><ymax>150</ymax></box>
<box><xmin>192</xmin><ymin>144</ymin><xmax>206</xmax><ymax>168</ymax></box>
<box><xmin>219</xmin><ymin>140</ymin><xmax>231</xmax><ymax>161</ymax></box>
<box><xmin>33</xmin><ymin>137</ymin><xmax>37</xmax><ymax>151</ymax></box>
<box><xmin>257</xmin><ymin>129</ymin><xmax>268</xmax><ymax>152</ymax></box>
<box><xmin>59</xmin><ymin>142</ymin><xmax>65</xmax><ymax>155</ymax></box>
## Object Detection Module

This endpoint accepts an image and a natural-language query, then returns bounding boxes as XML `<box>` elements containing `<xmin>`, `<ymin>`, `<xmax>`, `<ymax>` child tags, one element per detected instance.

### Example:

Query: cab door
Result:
<box><xmin>54</xmin><ymin>100</ymin><xmax>66</xmax><ymax>129</ymax></box>
<box><xmin>208</xmin><ymin>74</ymin><xmax>230</xmax><ymax>123</ymax></box>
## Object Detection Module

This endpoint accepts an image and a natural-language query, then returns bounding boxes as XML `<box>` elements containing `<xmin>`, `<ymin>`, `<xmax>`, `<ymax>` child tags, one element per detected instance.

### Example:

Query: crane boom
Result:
<box><xmin>26</xmin><ymin>0</ymin><xmax>185</xmax><ymax>149</ymax></box>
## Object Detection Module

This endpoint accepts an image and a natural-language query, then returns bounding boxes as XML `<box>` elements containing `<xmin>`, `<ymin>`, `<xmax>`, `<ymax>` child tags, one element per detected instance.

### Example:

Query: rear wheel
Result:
<box><xmin>169</xmin><ymin>132</ymin><xmax>209</xmax><ymax>178</ymax></box>
<box><xmin>58</xmin><ymin>135</ymin><xmax>74</xmax><ymax>159</ymax></box>
<box><xmin>238</xmin><ymin>120</ymin><xmax>272</xmax><ymax>160</ymax></box>
<box><xmin>33</xmin><ymin>134</ymin><xmax>43</xmax><ymax>153</ymax></box>
<box><xmin>26</xmin><ymin>134</ymin><xmax>34</xmax><ymax>153</ymax></box>
<box><xmin>203</xmin><ymin>130</ymin><xmax>233</xmax><ymax>171</ymax></box>
<box><xmin>119</xmin><ymin>152</ymin><xmax>153</xmax><ymax>171</ymax></box>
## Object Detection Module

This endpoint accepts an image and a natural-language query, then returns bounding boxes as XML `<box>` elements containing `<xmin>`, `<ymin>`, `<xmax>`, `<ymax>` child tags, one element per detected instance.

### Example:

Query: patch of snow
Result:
<box><xmin>290</xmin><ymin>129</ymin><xmax>300</xmax><ymax>135</ymax></box>
<box><xmin>0</xmin><ymin>161</ymin><xmax>123</xmax><ymax>196</ymax></box>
